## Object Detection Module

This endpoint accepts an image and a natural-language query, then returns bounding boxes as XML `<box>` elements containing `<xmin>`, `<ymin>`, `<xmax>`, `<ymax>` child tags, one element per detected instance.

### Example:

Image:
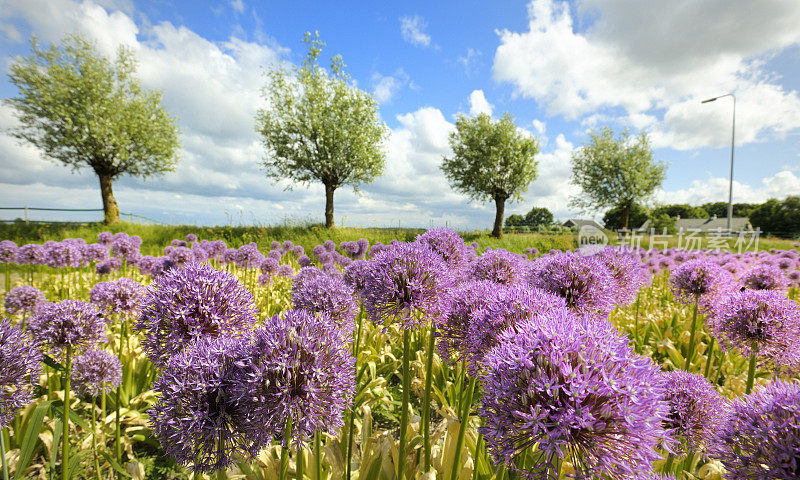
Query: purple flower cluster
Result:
<box><xmin>467</xmin><ymin>248</ymin><xmax>529</xmax><ymax>285</ymax></box>
<box><xmin>657</xmin><ymin>371</ymin><xmax>725</xmax><ymax>452</ymax></box>
<box><xmin>591</xmin><ymin>246</ymin><xmax>651</xmax><ymax>305</ymax></box>
<box><xmin>709</xmin><ymin>289</ymin><xmax>800</xmax><ymax>368</ymax></box>
<box><xmin>0</xmin><ymin>240</ymin><xmax>18</xmax><ymax>263</ymax></box>
<box><xmin>0</xmin><ymin>319</ymin><xmax>42</xmax><ymax>427</ymax></box>
<box><xmin>414</xmin><ymin>228</ymin><xmax>471</xmax><ymax>271</ymax></box>
<box><xmin>90</xmin><ymin>278</ymin><xmax>146</xmax><ymax>316</ymax></box>
<box><xmin>669</xmin><ymin>259</ymin><xmax>733</xmax><ymax>305</ymax></box>
<box><xmin>27</xmin><ymin>300</ymin><xmax>107</xmax><ymax>356</ymax></box>
<box><xmin>740</xmin><ymin>263</ymin><xmax>790</xmax><ymax>292</ymax></box>
<box><xmin>137</xmin><ymin>263</ymin><xmax>258</xmax><ymax>367</ymax></box>
<box><xmin>291</xmin><ymin>267</ymin><xmax>358</xmax><ymax>333</ymax></box>
<box><xmin>3</xmin><ymin>285</ymin><xmax>46</xmax><ymax>315</ymax></box>
<box><xmin>71</xmin><ymin>348</ymin><xmax>122</xmax><ymax>397</ymax></box>
<box><xmin>479</xmin><ymin>311</ymin><xmax>668</xmax><ymax>478</ymax></box>
<box><xmin>527</xmin><ymin>251</ymin><xmax>616</xmax><ymax>317</ymax></box>
<box><xmin>710</xmin><ymin>379</ymin><xmax>800</xmax><ymax>479</ymax></box>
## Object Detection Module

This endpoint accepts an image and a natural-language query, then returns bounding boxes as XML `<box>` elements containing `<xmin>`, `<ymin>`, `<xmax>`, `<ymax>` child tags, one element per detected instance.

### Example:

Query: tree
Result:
<box><xmin>504</xmin><ymin>214</ymin><xmax>526</xmax><ymax>227</ymax></box>
<box><xmin>570</xmin><ymin>127</ymin><xmax>666</xmax><ymax>229</ymax></box>
<box><xmin>701</xmin><ymin>202</ymin><xmax>756</xmax><ymax>218</ymax></box>
<box><xmin>442</xmin><ymin>113</ymin><xmax>539</xmax><ymax>238</ymax></box>
<box><xmin>652</xmin><ymin>204</ymin><xmax>709</xmax><ymax>219</ymax></box>
<box><xmin>749</xmin><ymin>196</ymin><xmax>800</xmax><ymax>237</ymax></box>
<box><xmin>256</xmin><ymin>33</ymin><xmax>388</xmax><ymax>228</ymax></box>
<box><xmin>602</xmin><ymin>203</ymin><xmax>650</xmax><ymax>230</ymax></box>
<box><xmin>6</xmin><ymin>34</ymin><xmax>180</xmax><ymax>224</ymax></box>
<box><xmin>524</xmin><ymin>206</ymin><xmax>553</xmax><ymax>228</ymax></box>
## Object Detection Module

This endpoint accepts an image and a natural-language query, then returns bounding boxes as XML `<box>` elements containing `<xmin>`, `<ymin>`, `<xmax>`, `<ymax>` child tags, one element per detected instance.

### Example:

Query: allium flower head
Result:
<box><xmin>27</xmin><ymin>300</ymin><xmax>106</xmax><ymax>356</ymax></box>
<box><xmin>89</xmin><ymin>278</ymin><xmax>146</xmax><ymax>315</ymax></box>
<box><xmin>110</xmin><ymin>233</ymin><xmax>141</xmax><ymax>264</ymax></box>
<box><xmin>343</xmin><ymin>259</ymin><xmax>371</xmax><ymax>295</ymax></box>
<box><xmin>235</xmin><ymin>243</ymin><xmax>265</xmax><ymax>269</ymax></box>
<box><xmin>669</xmin><ymin>259</ymin><xmax>733</xmax><ymax>304</ymax></box>
<box><xmin>414</xmin><ymin>228</ymin><xmax>471</xmax><ymax>271</ymax></box>
<box><xmin>14</xmin><ymin>244</ymin><xmax>46</xmax><ymax>265</ymax></box>
<box><xmin>436</xmin><ymin>280</ymin><xmax>498</xmax><ymax>364</ymax></box>
<box><xmin>591</xmin><ymin>247</ymin><xmax>651</xmax><ymax>306</ymax></box>
<box><xmin>277</xmin><ymin>265</ymin><xmax>295</xmax><ymax>278</ymax></box>
<box><xmin>479</xmin><ymin>313</ymin><xmax>668</xmax><ymax>479</ymax></box>
<box><xmin>227</xmin><ymin>309</ymin><xmax>355</xmax><ymax>449</ymax></box>
<box><xmin>468</xmin><ymin>248</ymin><xmax>529</xmax><ymax>285</ymax></box>
<box><xmin>324</xmin><ymin>240</ymin><xmax>336</xmax><ymax>252</ymax></box>
<box><xmin>658</xmin><ymin>371</ymin><xmax>725</xmax><ymax>452</ymax></box>
<box><xmin>169</xmin><ymin>246</ymin><xmax>195</xmax><ymax>266</ymax></box>
<box><xmin>0</xmin><ymin>319</ymin><xmax>42</xmax><ymax>427</ymax></box>
<box><xmin>95</xmin><ymin>257</ymin><xmax>122</xmax><ymax>276</ymax></box>
<box><xmin>97</xmin><ymin>232</ymin><xmax>113</xmax><ymax>245</ymax></box>
<box><xmin>71</xmin><ymin>348</ymin><xmax>122</xmax><ymax>397</ymax></box>
<box><xmin>137</xmin><ymin>263</ymin><xmax>258</xmax><ymax>367</ymax></box>
<box><xmin>710</xmin><ymin>379</ymin><xmax>800</xmax><ymax>479</ymax></box>
<box><xmin>527</xmin><ymin>251</ymin><xmax>616</xmax><ymax>317</ymax></box>
<box><xmin>740</xmin><ymin>263</ymin><xmax>790</xmax><ymax>292</ymax></box>
<box><xmin>46</xmin><ymin>241</ymin><xmax>84</xmax><ymax>268</ymax></box>
<box><xmin>85</xmin><ymin>243</ymin><xmax>110</xmax><ymax>263</ymax></box>
<box><xmin>291</xmin><ymin>267</ymin><xmax>358</xmax><ymax>333</ymax></box>
<box><xmin>149</xmin><ymin>335</ymin><xmax>252</xmax><ymax>473</ymax></box>
<box><xmin>186</xmin><ymin>233</ymin><xmax>198</xmax><ymax>243</ymax></box>
<box><xmin>4</xmin><ymin>285</ymin><xmax>46</xmax><ymax>315</ymax></box>
<box><xmin>0</xmin><ymin>240</ymin><xmax>18</xmax><ymax>263</ymax></box>
<box><xmin>709</xmin><ymin>289</ymin><xmax>800</xmax><ymax>368</ymax></box>
<box><xmin>363</xmin><ymin>242</ymin><xmax>452</xmax><ymax>330</ymax></box>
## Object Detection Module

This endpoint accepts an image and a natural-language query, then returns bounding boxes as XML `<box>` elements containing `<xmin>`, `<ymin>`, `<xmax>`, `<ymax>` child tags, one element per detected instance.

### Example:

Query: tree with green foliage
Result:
<box><xmin>749</xmin><ymin>196</ymin><xmax>800</xmax><ymax>237</ymax></box>
<box><xmin>504</xmin><ymin>214</ymin><xmax>526</xmax><ymax>227</ymax></box>
<box><xmin>524</xmin><ymin>206</ymin><xmax>553</xmax><ymax>228</ymax></box>
<box><xmin>652</xmin><ymin>204</ymin><xmax>709</xmax><ymax>219</ymax></box>
<box><xmin>442</xmin><ymin>113</ymin><xmax>539</xmax><ymax>238</ymax></box>
<box><xmin>602</xmin><ymin>202</ymin><xmax>650</xmax><ymax>230</ymax></box>
<box><xmin>5</xmin><ymin>34</ymin><xmax>181</xmax><ymax>224</ymax></box>
<box><xmin>570</xmin><ymin>127</ymin><xmax>666</xmax><ymax>229</ymax></box>
<box><xmin>256</xmin><ymin>33</ymin><xmax>388</xmax><ymax>228</ymax></box>
<box><xmin>701</xmin><ymin>202</ymin><xmax>756</xmax><ymax>218</ymax></box>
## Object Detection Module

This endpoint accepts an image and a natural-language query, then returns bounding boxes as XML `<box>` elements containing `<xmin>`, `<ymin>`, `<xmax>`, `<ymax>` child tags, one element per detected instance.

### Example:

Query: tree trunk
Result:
<box><xmin>621</xmin><ymin>202</ymin><xmax>631</xmax><ymax>230</ymax></box>
<box><xmin>324</xmin><ymin>182</ymin><xmax>335</xmax><ymax>228</ymax></box>
<box><xmin>98</xmin><ymin>173</ymin><xmax>120</xmax><ymax>224</ymax></box>
<box><xmin>492</xmin><ymin>196</ymin><xmax>506</xmax><ymax>238</ymax></box>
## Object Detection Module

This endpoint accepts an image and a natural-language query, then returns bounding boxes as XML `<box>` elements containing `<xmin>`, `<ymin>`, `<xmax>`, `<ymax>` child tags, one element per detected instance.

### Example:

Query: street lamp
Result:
<box><xmin>701</xmin><ymin>93</ymin><xmax>735</xmax><ymax>232</ymax></box>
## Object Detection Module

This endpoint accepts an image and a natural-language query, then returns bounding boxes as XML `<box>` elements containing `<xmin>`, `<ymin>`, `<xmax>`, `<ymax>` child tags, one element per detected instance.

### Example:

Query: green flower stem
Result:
<box><xmin>345</xmin><ymin>307</ymin><xmax>365</xmax><ymax>480</ymax></box>
<box><xmin>397</xmin><ymin>328</ymin><xmax>412</xmax><ymax>480</ymax></box>
<box><xmin>62</xmin><ymin>345</ymin><xmax>72</xmax><ymax>480</ymax></box>
<box><xmin>703</xmin><ymin>336</ymin><xmax>716</xmax><ymax>379</ymax></box>
<box><xmin>1</xmin><ymin>427</ymin><xmax>9</xmax><ymax>480</ymax></box>
<box><xmin>422</xmin><ymin>323</ymin><xmax>437</xmax><ymax>472</ymax></box>
<box><xmin>90</xmin><ymin>400</ymin><xmax>101</xmax><ymax>480</ymax></box>
<box><xmin>280</xmin><ymin>416</ymin><xmax>293</xmax><ymax>480</ymax></box>
<box><xmin>548</xmin><ymin>454</ymin><xmax>561</xmax><ymax>480</ymax></box>
<box><xmin>296</xmin><ymin>444</ymin><xmax>304</xmax><ymax>480</ymax></box>
<box><xmin>633</xmin><ymin>293</ymin><xmax>641</xmax><ymax>347</ymax></box>
<box><xmin>662</xmin><ymin>453</ymin><xmax>674</xmax><ymax>473</ymax></box>
<box><xmin>472</xmin><ymin>430</ymin><xmax>483</xmax><ymax>480</ymax></box>
<box><xmin>314</xmin><ymin>432</ymin><xmax>322</xmax><ymax>480</ymax></box>
<box><xmin>115</xmin><ymin>323</ymin><xmax>123</xmax><ymax>468</ymax></box>
<box><xmin>745</xmin><ymin>348</ymin><xmax>758</xmax><ymax>394</ymax></box>
<box><xmin>683</xmin><ymin>301</ymin><xmax>699</xmax><ymax>371</ymax></box>
<box><xmin>450</xmin><ymin>377</ymin><xmax>476</xmax><ymax>480</ymax></box>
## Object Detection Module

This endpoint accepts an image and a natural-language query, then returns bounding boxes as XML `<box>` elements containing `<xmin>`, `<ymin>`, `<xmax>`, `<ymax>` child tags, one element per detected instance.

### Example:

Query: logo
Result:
<box><xmin>577</xmin><ymin>225</ymin><xmax>608</xmax><ymax>256</ymax></box>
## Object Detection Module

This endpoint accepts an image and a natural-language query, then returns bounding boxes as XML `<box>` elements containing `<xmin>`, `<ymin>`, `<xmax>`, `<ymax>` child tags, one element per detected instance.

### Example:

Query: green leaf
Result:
<box><xmin>362</xmin><ymin>457</ymin><xmax>382</xmax><ymax>480</ymax></box>
<box><xmin>14</xmin><ymin>400</ymin><xmax>52</xmax><ymax>480</ymax></box>
<box><xmin>42</xmin><ymin>354</ymin><xmax>64</xmax><ymax>371</ymax></box>
<box><xmin>99</xmin><ymin>451</ymin><xmax>132</xmax><ymax>478</ymax></box>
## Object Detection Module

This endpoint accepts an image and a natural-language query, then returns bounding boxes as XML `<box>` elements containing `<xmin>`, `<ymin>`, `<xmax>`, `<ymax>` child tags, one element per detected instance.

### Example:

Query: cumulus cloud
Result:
<box><xmin>656</xmin><ymin>170</ymin><xmax>800</xmax><ymax>206</ymax></box>
<box><xmin>468</xmin><ymin>90</ymin><xmax>493</xmax><ymax>117</ymax></box>
<box><xmin>371</xmin><ymin>69</ymin><xmax>410</xmax><ymax>104</ymax></box>
<box><xmin>493</xmin><ymin>0</ymin><xmax>800</xmax><ymax>149</ymax></box>
<box><xmin>400</xmin><ymin>15</ymin><xmax>431</xmax><ymax>47</ymax></box>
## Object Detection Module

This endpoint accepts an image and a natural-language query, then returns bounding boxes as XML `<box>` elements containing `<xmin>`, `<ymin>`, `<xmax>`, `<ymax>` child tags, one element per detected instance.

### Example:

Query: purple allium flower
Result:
<box><xmin>312</xmin><ymin>245</ymin><xmax>326</xmax><ymax>258</ymax></box>
<box><xmin>110</xmin><ymin>233</ymin><xmax>141</xmax><ymax>264</ymax></box>
<box><xmin>270</xmin><ymin>241</ymin><xmax>281</xmax><ymax>250</ymax></box>
<box><xmin>267</xmin><ymin>250</ymin><xmax>282</xmax><ymax>262</ymax></box>
<box><xmin>95</xmin><ymin>257</ymin><xmax>122</xmax><ymax>276</ymax></box>
<box><xmin>256</xmin><ymin>273</ymin><xmax>272</xmax><ymax>285</ymax></box>
<box><xmin>137</xmin><ymin>263</ymin><xmax>258</xmax><ymax>367</ymax></box>
<box><xmin>235</xmin><ymin>243</ymin><xmax>265</xmax><ymax>269</ymax></box>
<box><xmin>71</xmin><ymin>348</ymin><xmax>122</xmax><ymax>397</ymax></box>
<box><xmin>710</xmin><ymin>379</ymin><xmax>800</xmax><ymax>479</ymax></box>
<box><xmin>0</xmin><ymin>240</ymin><xmax>19</xmax><ymax>263</ymax></box>
<box><xmin>14</xmin><ymin>244</ymin><xmax>46</xmax><ymax>265</ymax></box>
<box><xmin>97</xmin><ymin>232</ymin><xmax>113</xmax><ymax>245</ymax></box>
<box><xmin>479</xmin><ymin>313</ymin><xmax>669</xmax><ymax>479</ymax></box>
<box><xmin>590</xmin><ymin>247</ymin><xmax>651</xmax><ymax>306</ymax></box>
<box><xmin>298</xmin><ymin>255</ymin><xmax>312</xmax><ymax>267</ymax></box>
<box><xmin>709</xmin><ymin>289</ymin><xmax>800</xmax><ymax>368</ymax></box>
<box><xmin>414</xmin><ymin>228</ymin><xmax>470</xmax><ymax>271</ymax></box>
<box><xmin>463</xmin><ymin>285</ymin><xmax>567</xmax><ymax>375</ymax></box>
<box><xmin>260</xmin><ymin>258</ymin><xmax>280</xmax><ymax>274</ymax></box>
<box><xmin>291</xmin><ymin>267</ymin><xmax>358</xmax><ymax>333</ymax></box>
<box><xmin>192</xmin><ymin>247</ymin><xmax>208</xmax><ymax>263</ymax></box>
<box><xmin>4</xmin><ymin>285</ymin><xmax>46</xmax><ymax>315</ymax></box>
<box><xmin>227</xmin><ymin>309</ymin><xmax>356</xmax><ymax>449</ymax></box>
<box><xmin>343</xmin><ymin>259</ymin><xmax>371</xmax><ymax>295</ymax></box>
<box><xmin>45</xmin><ymin>241</ymin><xmax>84</xmax><ymax>268</ymax></box>
<box><xmin>186</xmin><ymin>233</ymin><xmax>198</xmax><ymax>243</ymax></box>
<box><xmin>524</xmin><ymin>247</ymin><xmax>539</xmax><ymax>258</ymax></box>
<box><xmin>0</xmin><ymin>319</ymin><xmax>42</xmax><ymax>427</ymax></box>
<box><xmin>318</xmin><ymin>252</ymin><xmax>333</xmax><ymax>264</ymax></box>
<box><xmin>658</xmin><ymin>371</ymin><xmax>725</xmax><ymax>452</ymax></box>
<box><xmin>27</xmin><ymin>300</ymin><xmax>107</xmax><ymax>356</ymax></box>
<box><xmin>526</xmin><ymin>251</ymin><xmax>616</xmax><ymax>317</ymax></box>
<box><xmin>169</xmin><ymin>246</ymin><xmax>195</xmax><ymax>266</ymax></box>
<box><xmin>740</xmin><ymin>264</ymin><xmax>790</xmax><ymax>292</ymax></box>
<box><xmin>362</xmin><ymin>242</ymin><xmax>452</xmax><ymax>330</ymax></box>
<box><xmin>468</xmin><ymin>248</ymin><xmax>529</xmax><ymax>285</ymax></box>
<box><xmin>90</xmin><ymin>278</ymin><xmax>146</xmax><ymax>316</ymax></box>
<box><xmin>324</xmin><ymin>240</ymin><xmax>336</xmax><ymax>252</ymax></box>
<box><xmin>85</xmin><ymin>243</ymin><xmax>110</xmax><ymax>263</ymax></box>
<box><xmin>171</xmin><ymin>239</ymin><xmax>188</xmax><ymax>247</ymax></box>
<box><xmin>222</xmin><ymin>248</ymin><xmax>238</xmax><ymax>265</ymax></box>
<box><xmin>149</xmin><ymin>335</ymin><xmax>252</xmax><ymax>473</ymax></box>
<box><xmin>669</xmin><ymin>259</ymin><xmax>733</xmax><ymax>304</ymax></box>
<box><xmin>293</xmin><ymin>245</ymin><xmax>305</xmax><ymax>256</ymax></box>
<box><xmin>436</xmin><ymin>280</ymin><xmax>497</xmax><ymax>362</ymax></box>
<box><xmin>276</xmin><ymin>265</ymin><xmax>295</xmax><ymax>278</ymax></box>
<box><xmin>282</xmin><ymin>240</ymin><xmax>294</xmax><ymax>251</ymax></box>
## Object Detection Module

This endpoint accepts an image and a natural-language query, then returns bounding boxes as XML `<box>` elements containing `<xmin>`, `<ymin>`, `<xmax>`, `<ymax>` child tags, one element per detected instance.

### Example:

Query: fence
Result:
<box><xmin>0</xmin><ymin>207</ymin><xmax>164</xmax><ymax>225</ymax></box>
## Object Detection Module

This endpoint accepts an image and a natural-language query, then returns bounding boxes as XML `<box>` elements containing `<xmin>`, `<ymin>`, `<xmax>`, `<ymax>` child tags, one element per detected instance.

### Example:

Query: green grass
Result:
<box><xmin>0</xmin><ymin>220</ymin><xmax>795</xmax><ymax>255</ymax></box>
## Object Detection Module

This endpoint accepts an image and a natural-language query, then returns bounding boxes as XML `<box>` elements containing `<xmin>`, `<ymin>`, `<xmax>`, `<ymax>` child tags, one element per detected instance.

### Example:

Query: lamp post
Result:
<box><xmin>701</xmin><ymin>93</ymin><xmax>735</xmax><ymax>233</ymax></box>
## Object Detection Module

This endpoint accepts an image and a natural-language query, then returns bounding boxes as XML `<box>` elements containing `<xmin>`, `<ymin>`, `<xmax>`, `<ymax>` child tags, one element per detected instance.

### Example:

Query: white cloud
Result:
<box><xmin>493</xmin><ymin>0</ymin><xmax>800</xmax><ymax>149</ymax></box>
<box><xmin>230</xmin><ymin>0</ymin><xmax>244</xmax><ymax>14</ymax></box>
<box><xmin>532</xmin><ymin>119</ymin><xmax>546</xmax><ymax>136</ymax></box>
<box><xmin>371</xmin><ymin>70</ymin><xmax>410</xmax><ymax>104</ymax></box>
<box><xmin>656</xmin><ymin>170</ymin><xmax>800</xmax><ymax>205</ymax></box>
<box><xmin>400</xmin><ymin>15</ymin><xmax>431</xmax><ymax>47</ymax></box>
<box><xmin>457</xmin><ymin>48</ymin><xmax>481</xmax><ymax>75</ymax></box>
<box><xmin>468</xmin><ymin>89</ymin><xmax>493</xmax><ymax>117</ymax></box>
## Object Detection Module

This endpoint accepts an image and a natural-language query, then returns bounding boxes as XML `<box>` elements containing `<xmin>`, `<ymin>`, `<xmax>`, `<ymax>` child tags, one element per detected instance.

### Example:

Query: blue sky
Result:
<box><xmin>1</xmin><ymin>0</ymin><xmax>799</xmax><ymax>228</ymax></box>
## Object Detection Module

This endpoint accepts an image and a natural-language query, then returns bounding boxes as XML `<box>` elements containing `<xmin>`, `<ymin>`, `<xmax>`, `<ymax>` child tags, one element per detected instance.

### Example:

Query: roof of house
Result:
<box><xmin>637</xmin><ymin>216</ymin><xmax>752</xmax><ymax>232</ymax></box>
<box><xmin>563</xmin><ymin>219</ymin><xmax>605</xmax><ymax>230</ymax></box>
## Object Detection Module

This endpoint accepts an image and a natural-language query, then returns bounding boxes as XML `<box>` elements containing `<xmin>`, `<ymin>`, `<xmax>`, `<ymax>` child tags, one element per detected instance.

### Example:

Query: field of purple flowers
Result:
<box><xmin>1</xmin><ymin>229</ymin><xmax>799</xmax><ymax>480</ymax></box>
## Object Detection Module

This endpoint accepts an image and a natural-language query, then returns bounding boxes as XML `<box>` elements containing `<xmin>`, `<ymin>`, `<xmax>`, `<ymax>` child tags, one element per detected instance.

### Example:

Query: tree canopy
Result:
<box><xmin>570</xmin><ymin>127</ymin><xmax>665</xmax><ymax>229</ymax></box>
<box><xmin>6</xmin><ymin>33</ymin><xmax>180</xmax><ymax>224</ymax></box>
<box><xmin>505</xmin><ymin>206</ymin><xmax>553</xmax><ymax>228</ymax></box>
<box><xmin>442</xmin><ymin>113</ymin><xmax>539</xmax><ymax>238</ymax></box>
<box><xmin>256</xmin><ymin>32</ymin><xmax>388</xmax><ymax>228</ymax></box>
